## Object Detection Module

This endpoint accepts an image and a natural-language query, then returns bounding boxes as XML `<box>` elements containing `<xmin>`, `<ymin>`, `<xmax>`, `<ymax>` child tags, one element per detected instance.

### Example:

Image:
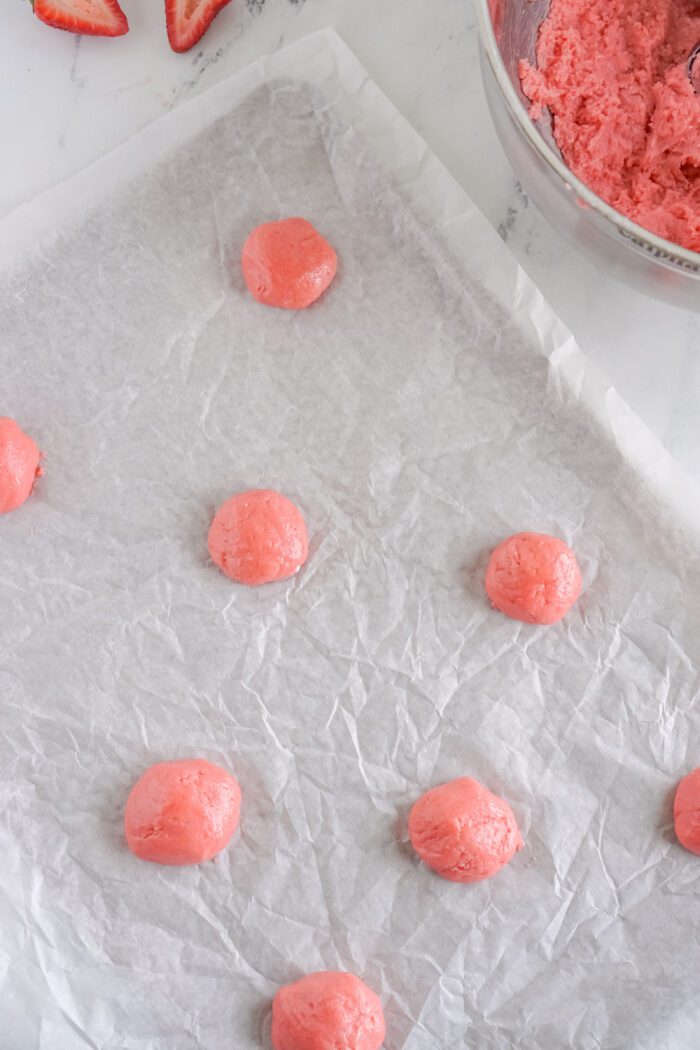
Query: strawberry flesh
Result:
<box><xmin>165</xmin><ymin>0</ymin><xmax>232</xmax><ymax>53</ymax></box>
<box><xmin>34</xmin><ymin>0</ymin><xmax>129</xmax><ymax>36</ymax></box>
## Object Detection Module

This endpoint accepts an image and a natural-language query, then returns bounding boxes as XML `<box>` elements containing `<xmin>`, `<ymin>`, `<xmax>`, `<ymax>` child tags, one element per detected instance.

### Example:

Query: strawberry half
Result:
<box><xmin>33</xmin><ymin>0</ymin><xmax>129</xmax><ymax>36</ymax></box>
<box><xmin>165</xmin><ymin>0</ymin><xmax>232</xmax><ymax>53</ymax></box>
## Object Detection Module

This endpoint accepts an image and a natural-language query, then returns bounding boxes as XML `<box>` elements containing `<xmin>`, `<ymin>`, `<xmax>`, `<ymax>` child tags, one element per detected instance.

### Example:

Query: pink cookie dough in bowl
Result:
<box><xmin>408</xmin><ymin>777</ymin><xmax>522</xmax><ymax>883</ymax></box>
<box><xmin>242</xmin><ymin>218</ymin><xmax>337</xmax><ymax>310</ymax></box>
<box><xmin>674</xmin><ymin>767</ymin><xmax>700</xmax><ymax>855</ymax></box>
<box><xmin>0</xmin><ymin>417</ymin><xmax>42</xmax><ymax>514</ymax></box>
<box><xmin>519</xmin><ymin>0</ymin><xmax>700</xmax><ymax>254</ymax></box>
<box><xmin>473</xmin><ymin>0</ymin><xmax>700</xmax><ymax>306</ymax></box>
<box><xmin>485</xmin><ymin>531</ymin><xmax>582</xmax><ymax>625</ymax></box>
<box><xmin>124</xmin><ymin>758</ymin><xmax>241</xmax><ymax>866</ymax></box>
<box><xmin>208</xmin><ymin>489</ymin><xmax>308</xmax><ymax>586</ymax></box>
<box><xmin>271</xmin><ymin>971</ymin><xmax>385</xmax><ymax>1050</ymax></box>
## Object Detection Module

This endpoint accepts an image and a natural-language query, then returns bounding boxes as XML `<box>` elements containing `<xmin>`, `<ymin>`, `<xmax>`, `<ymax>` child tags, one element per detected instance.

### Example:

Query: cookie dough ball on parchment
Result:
<box><xmin>409</xmin><ymin>776</ymin><xmax>522</xmax><ymax>883</ymax></box>
<box><xmin>242</xmin><ymin>218</ymin><xmax>337</xmax><ymax>310</ymax></box>
<box><xmin>485</xmin><ymin>531</ymin><xmax>582</xmax><ymax>625</ymax></box>
<box><xmin>674</xmin><ymin>768</ymin><xmax>700</xmax><ymax>856</ymax></box>
<box><xmin>208</xmin><ymin>488</ymin><xmax>308</xmax><ymax>586</ymax></box>
<box><xmin>272</xmin><ymin>971</ymin><xmax>385</xmax><ymax>1050</ymax></box>
<box><xmin>0</xmin><ymin>417</ymin><xmax>42</xmax><ymax>514</ymax></box>
<box><xmin>124</xmin><ymin>758</ymin><xmax>241</xmax><ymax>866</ymax></box>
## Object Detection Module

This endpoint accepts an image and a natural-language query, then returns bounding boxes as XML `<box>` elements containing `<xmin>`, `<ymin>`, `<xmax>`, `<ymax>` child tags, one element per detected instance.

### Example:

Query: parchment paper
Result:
<box><xmin>1</xmin><ymin>30</ymin><xmax>699</xmax><ymax>1050</ymax></box>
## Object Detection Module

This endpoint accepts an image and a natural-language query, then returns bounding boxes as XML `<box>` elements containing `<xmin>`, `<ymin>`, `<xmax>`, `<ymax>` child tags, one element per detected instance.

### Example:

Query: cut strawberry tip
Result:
<box><xmin>165</xmin><ymin>0</ymin><xmax>232</xmax><ymax>53</ymax></box>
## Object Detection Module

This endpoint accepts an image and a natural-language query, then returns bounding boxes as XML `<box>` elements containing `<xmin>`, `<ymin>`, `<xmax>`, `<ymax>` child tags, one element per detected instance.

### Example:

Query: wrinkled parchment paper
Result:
<box><xmin>1</xmin><ymin>30</ymin><xmax>699</xmax><ymax>1050</ymax></box>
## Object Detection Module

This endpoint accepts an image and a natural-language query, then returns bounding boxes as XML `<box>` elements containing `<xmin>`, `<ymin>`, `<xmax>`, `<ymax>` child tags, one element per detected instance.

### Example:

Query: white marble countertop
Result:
<box><xmin>3</xmin><ymin>0</ymin><xmax>699</xmax><ymax>483</ymax></box>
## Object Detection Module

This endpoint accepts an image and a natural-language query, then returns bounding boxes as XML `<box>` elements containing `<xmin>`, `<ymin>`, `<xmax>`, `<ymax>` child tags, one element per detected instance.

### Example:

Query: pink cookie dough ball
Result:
<box><xmin>674</xmin><ymin>768</ymin><xmax>700</xmax><ymax>856</ymax></box>
<box><xmin>0</xmin><ymin>417</ymin><xmax>41</xmax><ymax>514</ymax></box>
<box><xmin>408</xmin><ymin>776</ymin><xmax>522</xmax><ymax>883</ymax></box>
<box><xmin>124</xmin><ymin>758</ymin><xmax>241</xmax><ymax>866</ymax></box>
<box><xmin>485</xmin><ymin>531</ymin><xmax>582</xmax><ymax>625</ymax></box>
<box><xmin>271</xmin><ymin>971</ymin><xmax>385</xmax><ymax>1050</ymax></box>
<box><xmin>242</xmin><ymin>218</ymin><xmax>337</xmax><ymax>310</ymax></box>
<box><xmin>208</xmin><ymin>488</ymin><xmax>308</xmax><ymax>586</ymax></box>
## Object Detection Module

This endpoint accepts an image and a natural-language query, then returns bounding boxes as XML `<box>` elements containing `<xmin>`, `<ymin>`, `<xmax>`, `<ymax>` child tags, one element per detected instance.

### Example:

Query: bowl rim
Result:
<box><xmin>473</xmin><ymin>0</ymin><xmax>700</xmax><ymax>273</ymax></box>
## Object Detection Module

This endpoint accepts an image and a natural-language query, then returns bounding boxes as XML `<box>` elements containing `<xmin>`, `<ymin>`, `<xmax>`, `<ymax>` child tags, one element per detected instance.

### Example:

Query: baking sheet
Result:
<box><xmin>1</xmin><ymin>28</ymin><xmax>700</xmax><ymax>1050</ymax></box>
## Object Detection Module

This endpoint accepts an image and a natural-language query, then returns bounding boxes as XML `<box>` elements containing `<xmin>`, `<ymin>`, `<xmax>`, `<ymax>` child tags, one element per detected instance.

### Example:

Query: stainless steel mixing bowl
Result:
<box><xmin>474</xmin><ymin>0</ymin><xmax>700</xmax><ymax>310</ymax></box>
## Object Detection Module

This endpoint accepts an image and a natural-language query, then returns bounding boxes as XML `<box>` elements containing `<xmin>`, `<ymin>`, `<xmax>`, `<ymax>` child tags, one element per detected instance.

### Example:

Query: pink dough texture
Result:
<box><xmin>0</xmin><ymin>417</ymin><xmax>41</xmax><ymax>514</ymax></box>
<box><xmin>271</xmin><ymin>971</ymin><xmax>385</xmax><ymax>1050</ymax></box>
<box><xmin>408</xmin><ymin>777</ymin><xmax>522</xmax><ymax>884</ymax></box>
<box><xmin>485</xmin><ymin>531</ymin><xmax>582</xmax><ymax>625</ymax></box>
<box><xmin>124</xmin><ymin>758</ymin><xmax>241</xmax><ymax>866</ymax></box>
<box><xmin>242</xmin><ymin>218</ymin><xmax>338</xmax><ymax>309</ymax></box>
<box><xmin>520</xmin><ymin>0</ymin><xmax>700</xmax><ymax>252</ymax></box>
<box><xmin>208</xmin><ymin>489</ymin><xmax>308</xmax><ymax>586</ymax></box>
<box><xmin>674</xmin><ymin>767</ymin><xmax>700</xmax><ymax>855</ymax></box>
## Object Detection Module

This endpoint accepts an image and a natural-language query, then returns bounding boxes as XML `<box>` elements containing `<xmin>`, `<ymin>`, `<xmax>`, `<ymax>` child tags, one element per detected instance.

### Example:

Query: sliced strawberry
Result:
<box><xmin>165</xmin><ymin>0</ymin><xmax>232</xmax><ymax>53</ymax></box>
<box><xmin>33</xmin><ymin>0</ymin><xmax>129</xmax><ymax>36</ymax></box>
